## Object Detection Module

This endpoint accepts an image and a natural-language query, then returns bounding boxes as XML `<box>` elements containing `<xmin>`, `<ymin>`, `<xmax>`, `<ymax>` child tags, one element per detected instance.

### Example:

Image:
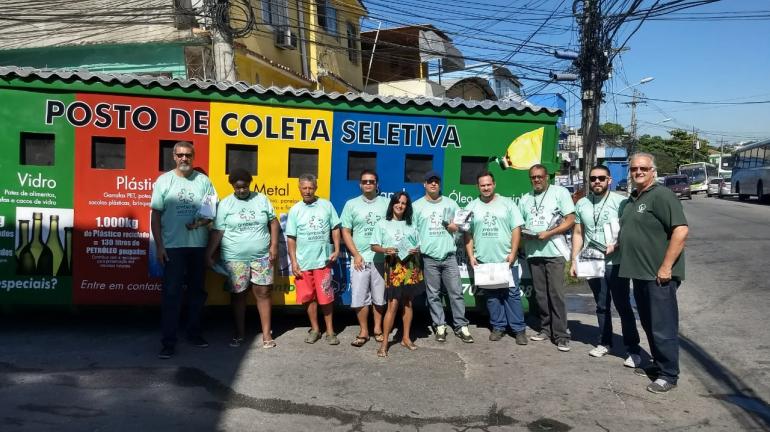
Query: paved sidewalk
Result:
<box><xmin>0</xmin><ymin>295</ymin><xmax>766</xmax><ymax>431</ymax></box>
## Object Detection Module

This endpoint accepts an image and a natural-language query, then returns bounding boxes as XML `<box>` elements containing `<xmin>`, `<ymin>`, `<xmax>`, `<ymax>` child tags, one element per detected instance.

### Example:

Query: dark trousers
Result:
<box><xmin>587</xmin><ymin>264</ymin><xmax>641</xmax><ymax>353</ymax></box>
<box><xmin>528</xmin><ymin>257</ymin><xmax>569</xmax><ymax>342</ymax></box>
<box><xmin>633</xmin><ymin>279</ymin><xmax>680</xmax><ymax>384</ymax></box>
<box><xmin>161</xmin><ymin>247</ymin><xmax>208</xmax><ymax>348</ymax></box>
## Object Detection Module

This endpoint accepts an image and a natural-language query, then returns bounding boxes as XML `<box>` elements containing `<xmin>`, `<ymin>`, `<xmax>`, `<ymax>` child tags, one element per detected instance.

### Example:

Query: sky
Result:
<box><xmin>360</xmin><ymin>0</ymin><xmax>770</xmax><ymax>146</ymax></box>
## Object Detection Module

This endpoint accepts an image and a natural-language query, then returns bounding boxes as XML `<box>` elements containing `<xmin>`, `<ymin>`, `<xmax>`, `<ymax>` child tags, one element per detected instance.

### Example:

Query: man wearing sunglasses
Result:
<box><xmin>570</xmin><ymin>165</ymin><xmax>641</xmax><ymax>367</ymax></box>
<box><xmin>518</xmin><ymin>164</ymin><xmax>575</xmax><ymax>352</ymax></box>
<box><xmin>151</xmin><ymin>141</ymin><xmax>217</xmax><ymax>359</ymax></box>
<box><xmin>619</xmin><ymin>153</ymin><xmax>689</xmax><ymax>394</ymax></box>
<box><xmin>340</xmin><ymin>170</ymin><xmax>389</xmax><ymax>347</ymax></box>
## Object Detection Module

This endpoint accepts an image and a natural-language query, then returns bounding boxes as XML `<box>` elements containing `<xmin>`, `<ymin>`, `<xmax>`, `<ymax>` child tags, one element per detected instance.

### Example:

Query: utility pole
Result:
<box><xmin>575</xmin><ymin>0</ymin><xmax>610</xmax><ymax>189</ymax></box>
<box><xmin>624</xmin><ymin>89</ymin><xmax>645</xmax><ymax>156</ymax></box>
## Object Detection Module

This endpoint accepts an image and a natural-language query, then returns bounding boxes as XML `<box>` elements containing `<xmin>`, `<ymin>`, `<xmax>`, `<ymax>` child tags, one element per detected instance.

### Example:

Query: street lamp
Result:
<box><xmin>617</xmin><ymin>76</ymin><xmax>655</xmax><ymax>94</ymax></box>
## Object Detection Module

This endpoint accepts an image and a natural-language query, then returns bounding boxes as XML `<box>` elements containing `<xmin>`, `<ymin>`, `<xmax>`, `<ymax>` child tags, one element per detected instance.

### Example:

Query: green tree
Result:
<box><xmin>600</xmin><ymin>122</ymin><xmax>625</xmax><ymax>137</ymax></box>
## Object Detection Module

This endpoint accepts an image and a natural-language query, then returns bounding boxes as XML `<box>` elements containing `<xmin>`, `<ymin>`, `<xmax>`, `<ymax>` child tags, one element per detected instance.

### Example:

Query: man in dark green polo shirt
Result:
<box><xmin>619</xmin><ymin>152</ymin><xmax>689</xmax><ymax>394</ymax></box>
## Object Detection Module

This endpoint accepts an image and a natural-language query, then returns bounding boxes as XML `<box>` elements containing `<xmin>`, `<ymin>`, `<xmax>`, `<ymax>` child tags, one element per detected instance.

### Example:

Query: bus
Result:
<box><xmin>708</xmin><ymin>153</ymin><xmax>734</xmax><ymax>180</ymax></box>
<box><xmin>678</xmin><ymin>162</ymin><xmax>718</xmax><ymax>194</ymax></box>
<box><xmin>0</xmin><ymin>67</ymin><xmax>560</xmax><ymax>307</ymax></box>
<box><xmin>731</xmin><ymin>138</ymin><xmax>770</xmax><ymax>201</ymax></box>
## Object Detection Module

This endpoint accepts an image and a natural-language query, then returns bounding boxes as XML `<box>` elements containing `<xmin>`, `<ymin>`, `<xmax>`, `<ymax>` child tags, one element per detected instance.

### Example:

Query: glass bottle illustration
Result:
<box><xmin>19</xmin><ymin>212</ymin><xmax>53</xmax><ymax>275</ymax></box>
<box><xmin>15</xmin><ymin>220</ymin><xmax>31</xmax><ymax>274</ymax></box>
<box><xmin>59</xmin><ymin>227</ymin><xmax>73</xmax><ymax>276</ymax></box>
<box><xmin>46</xmin><ymin>215</ymin><xmax>65</xmax><ymax>276</ymax></box>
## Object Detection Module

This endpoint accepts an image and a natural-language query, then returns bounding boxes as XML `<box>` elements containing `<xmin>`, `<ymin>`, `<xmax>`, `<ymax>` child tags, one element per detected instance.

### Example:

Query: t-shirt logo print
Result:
<box><xmin>177</xmin><ymin>188</ymin><xmax>195</xmax><ymax>204</ymax></box>
<box><xmin>365</xmin><ymin>212</ymin><xmax>381</xmax><ymax>226</ymax></box>
<box><xmin>483</xmin><ymin>212</ymin><xmax>497</xmax><ymax>227</ymax></box>
<box><xmin>308</xmin><ymin>216</ymin><xmax>323</xmax><ymax>230</ymax></box>
<box><xmin>429</xmin><ymin>211</ymin><xmax>442</xmax><ymax>226</ymax></box>
<box><xmin>238</xmin><ymin>208</ymin><xmax>257</xmax><ymax>221</ymax></box>
<box><xmin>637</xmin><ymin>203</ymin><xmax>647</xmax><ymax>213</ymax></box>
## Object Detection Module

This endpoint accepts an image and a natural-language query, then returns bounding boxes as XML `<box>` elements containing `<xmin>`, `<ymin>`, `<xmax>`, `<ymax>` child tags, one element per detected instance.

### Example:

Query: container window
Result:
<box><xmin>288</xmin><ymin>148</ymin><xmax>318</xmax><ymax>178</ymax></box>
<box><xmin>347</xmin><ymin>151</ymin><xmax>376</xmax><ymax>180</ymax></box>
<box><xmin>404</xmin><ymin>154</ymin><xmax>433</xmax><ymax>183</ymax></box>
<box><xmin>460</xmin><ymin>156</ymin><xmax>490</xmax><ymax>185</ymax></box>
<box><xmin>226</xmin><ymin>144</ymin><xmax>258</xmax><ymax>175</ymax></box>
<box><xmin>159</xmin><ymin>140</ymin><xmax>177</xmax><ymax>171</ymax></box>
<box><xmin>91</xmin><ymin>137</ymin><xmax>125</xmax><ymax>169</ymax></box>
<box><xmin>20</xmin><ymin>132</ymin><xmax>55</xmax><ymax>166</ymax></box>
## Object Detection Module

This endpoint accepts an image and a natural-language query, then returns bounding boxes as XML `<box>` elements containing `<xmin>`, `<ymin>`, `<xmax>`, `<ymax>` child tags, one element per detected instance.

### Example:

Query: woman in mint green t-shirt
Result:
<box><xmin>206</xmin><ymin>169</ymin><xmax>279</xmax><ymax>349</ymax></box>
<box><xmin>370</xmin><ymin>192</ymin><xmax>424</xmax><ymax>357</ymax></box>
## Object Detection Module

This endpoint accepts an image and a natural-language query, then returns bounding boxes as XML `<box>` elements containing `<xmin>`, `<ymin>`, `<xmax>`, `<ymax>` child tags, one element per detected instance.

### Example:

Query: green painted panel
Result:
<box><xmin>0</xmin><ymin>89</ymin><xmax>75</xmax><ymax>304</ymax></box>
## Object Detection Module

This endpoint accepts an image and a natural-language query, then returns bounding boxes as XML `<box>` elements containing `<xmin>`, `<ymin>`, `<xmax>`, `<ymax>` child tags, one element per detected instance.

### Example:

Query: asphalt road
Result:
<box><xmin>1</xmin><ymin>193</ymin><xmax>770</xmax><ymax>431</ymax></box>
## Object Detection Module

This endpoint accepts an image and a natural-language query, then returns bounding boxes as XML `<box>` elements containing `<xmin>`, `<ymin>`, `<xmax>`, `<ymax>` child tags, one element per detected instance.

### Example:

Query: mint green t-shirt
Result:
<box><xmin>412</xmin><ymin>196</ymin><xmax>460</xmax><ymax>260</ymax></box>
<box><xmin>517</xmin><ymin>184</ymin><xmax>576</xmax><ymax>258</ymax></box>
<box><xmin>340</xmin><ymin>195</ymin><xmax>388</xmax><ymax>263</ymax></box>
<box><xmin>285</xmin><ymin>198</ymin><xmax>341</xmax><ymax>271</ymax></box>
<box><xmin>214</xmin><ymin>192</ymin><xmax>275</xmax><ymax>262</ymax></box>
<box><xmin>370</xmin><ymin>219</ymin><xmax>419</xmax><ymax>253</ymax></box>
<box><xmin>150</xmin><ymin>170</ymin><xmax>215</xmax><ymax>248</ymax></box>
<box><xmin>575</xmin><ymin>192</ymin><xmax>625</xmax><ymax>265</ymax></box>
<box><xmin>465</xmin><ymin>195</ymin><xmax>524</xmax><ymax>263</ymax></box>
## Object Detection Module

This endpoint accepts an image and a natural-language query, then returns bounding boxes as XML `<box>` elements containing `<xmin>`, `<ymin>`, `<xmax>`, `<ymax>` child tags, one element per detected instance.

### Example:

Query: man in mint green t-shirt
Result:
<box><xmin>286</xmin><ymin>174</ymin><xmax>341</xmax><ymax>345</ymax></box>
<box><xmin>413</xmin><ymin>170</ymin><xmax>473</xmax><ymax>343</ymax></box>
<box><xmin>464</xmin><ymin>171</ymin><xmax>527</xmax><ymax>344</ymax></box>
<box><xmin>150</xmin><ymin>141</ymin><xmax>216</xmax><ymax>360</ymax></box>
<box><xmin>340</xmin><ymin>169</ymin><xmax>388</xmax><ymax>347</ymax></box>
<box><xmin>570</xmin><ymin>165</ymin><xmax>641</xmax><ymax>366</ymax></box>
<box><xmin>518</xmin><ymin>164</ymin><xmax>575</xmax><ymax>352</ymax></box>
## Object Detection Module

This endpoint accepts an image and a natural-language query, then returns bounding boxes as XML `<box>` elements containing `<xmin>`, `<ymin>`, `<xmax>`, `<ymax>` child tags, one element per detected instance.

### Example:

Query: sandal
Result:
<box><xmin>373</xmin><ymin>333</ymin><xmax>385</xmax><ymax>343</ymax></box>
<box><xmin>305</xmin><ymin>329</ymin><xmax>321</xmax><ymax>344</ymax></box>
<box><xmin>262</xmin><ymin>339</ymin><xmax>277</xmax><ymax>349</ymax></box>
<box><xmin>377</xmin><ymin>348</ymin><xmax>388</xmax><ymax>357</ymax></box>
<box><xmin>401</xmin><ymin>341</ymin><xmax>418</xmax><ymax>351</ymax></box>
<box><xmin>351</xmin><ymin>336</ymin><xmax>369</xmax><ymax>347</ymax></box>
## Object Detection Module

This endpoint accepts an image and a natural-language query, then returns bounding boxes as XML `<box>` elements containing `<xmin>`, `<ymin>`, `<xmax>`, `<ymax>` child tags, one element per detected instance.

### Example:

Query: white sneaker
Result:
<box><xmin>624</xmin><ymin>353</ymin><xmax>642</xmax><ymax>368</ymax></box>
<box><xmin>589</xmin><ymin>345</ymin><xmax>610</xmax><ymax>357</ymax></box>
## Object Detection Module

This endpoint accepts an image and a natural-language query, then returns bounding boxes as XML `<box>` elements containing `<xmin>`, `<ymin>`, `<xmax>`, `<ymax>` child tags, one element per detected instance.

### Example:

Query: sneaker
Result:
<box><xmin>229</xmin><ymin>337</ymin><xmax>245</xmax><ymax>348</ymax></box>
<box><xmin>158</xmin><ymin>346</ymin><xmax>175</xmax><ymax>359</ymax></box>
<box><xmin>514</xmin><ymin>331</ymin><xmax>528</xmax><ymax>345</ymax></box>
<box><xmin>624</xmin><ymin>353</ymin><xmax>642</xmax><ymax>368</ymax></box>
<box><xmin>187</xmin><ymin>335</ymin><xmax>209</xmax><ymax>348</ymax></box>
<box><xmin>647</xmin><ymin>378</ymin><xmax>677</xmax><ymax>394</ymax></box>
<box><xmin>530</xmin><ymin>332</ymin><xmax>549</xmax><ymax>342</ymax></box>
<box><xmin>557</xmin><ymin>340</ymin><xmax>571</xmax><ymax>352</ymax></box>
<box><xmin>589</xmin><ymin>345</ymin><xmax>610</xmax><ymax>358</ymax></box>
<box><xmin>455</xmin><ymin>326</ymin><xmax>474</xmax><ymax>343</ymax></box>
<box><xmin>435</xmin><ymin>325</ymin><xmax>447</xmax><ymax>343</ymax></box>
<box><xmin>325</xmin><ymin>332</ymin><xmax>340</xmax><ymax>345</ymax></box>
<box><xmin>489</xmin><ymin>329</ymin><xmax>504</xmax><ymax>341</ymax></box>
<box><xmin>634</xmin><ymin>365</ymin><xmax>661</xmax><ymax>378</ymax></box>
<box><xmin>305</xmin><ymin>329</ymin><xmax>322</xmax><ymax>344</ymax></box>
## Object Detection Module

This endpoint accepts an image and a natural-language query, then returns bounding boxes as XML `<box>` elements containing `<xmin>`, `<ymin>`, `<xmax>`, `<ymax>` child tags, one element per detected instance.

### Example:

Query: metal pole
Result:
<box><xmin>363</xmin><ymin>20</ymin><xmax>381</xmax><ymax>89</ymax></box>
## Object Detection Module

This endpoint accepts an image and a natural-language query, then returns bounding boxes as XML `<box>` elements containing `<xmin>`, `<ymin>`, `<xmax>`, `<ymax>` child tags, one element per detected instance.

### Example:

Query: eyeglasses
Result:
<box><xmin>529</xmin><ymin>175</ymin><xmax>545</xmax><ymax>180</ymax></box>
<box><xmin>175</xmin><ymin>153</ymin><xmax>193</xmax><ymax>159</ymax></box>
<box><xmin>425</xmin><ymin>178</ymin><xmax>440</xmax><ymax>184</ymax></box>
<box><xmin>589</xmin><ymin>175</ymin><xmax>608</xmax><ymax>182</ymax></box>
<box><xmin>360</xmin><ymin>179</ymin><xmax>376</xmax><ymax>185</ymax></box>
<box><xmin>630</xmin><ymin>166</ymin><xmax>652</xmax><ymax>173</ymax></box>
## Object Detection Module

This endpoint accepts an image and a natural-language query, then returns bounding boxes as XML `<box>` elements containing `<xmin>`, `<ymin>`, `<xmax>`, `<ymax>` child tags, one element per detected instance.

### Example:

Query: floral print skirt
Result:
<box><xmin>384</xmin><ymin>255</ymin><xmax>425</xmax><ymax>301</ymax></box>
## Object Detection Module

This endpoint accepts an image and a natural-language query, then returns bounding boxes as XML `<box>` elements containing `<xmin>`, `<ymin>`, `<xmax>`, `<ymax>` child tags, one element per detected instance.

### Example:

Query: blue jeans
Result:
<box><xmin>161</xmin><ymin>247</ymin><xmax>208</xmax><ymax>348</ymax></box>
<box><xmin>587</xmin><ymin>264</ymin><xmax>641</xmax><ymax>353</ymax></box>
<box><xmin>422</xmin><ymin>254</ymin><xmax>468</xmax><ymax>330</ymax></box>
<box><xmin>633</xmin><ymin>278</ymin><xmax>680</xmax><ymax>384</ymax></box>
<box><xmin>484</xmin><ymin>265</ymin><xmax>526</xmax><ymax>333</ymax></box>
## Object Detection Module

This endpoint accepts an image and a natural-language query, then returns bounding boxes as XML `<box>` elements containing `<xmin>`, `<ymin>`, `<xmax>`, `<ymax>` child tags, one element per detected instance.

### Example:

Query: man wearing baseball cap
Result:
<box><xmin>413</xmin><ymin>170</ymin><xmax>473</xmax><ymax>343</ymax></box>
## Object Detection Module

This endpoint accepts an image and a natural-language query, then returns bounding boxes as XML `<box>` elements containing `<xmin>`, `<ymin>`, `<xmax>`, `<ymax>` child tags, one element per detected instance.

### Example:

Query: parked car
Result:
<box><xmin>664</xmin><ymin>174</ymin><xmax>692</xmax><ymax>200</ymax></box>
<box><xmin>718</xmin><ymin>177</ymin><xmax>734</xmax><ymax>197</ymax></box>
<box><xmin>615</xmin><ymin>178</ymin><xmax>628</xmax><ymax>191</ymax></box>
<box><xmin>707</xmin><ymin>178</ymin><xmax>723</xmax><ymax>197</ymax></box>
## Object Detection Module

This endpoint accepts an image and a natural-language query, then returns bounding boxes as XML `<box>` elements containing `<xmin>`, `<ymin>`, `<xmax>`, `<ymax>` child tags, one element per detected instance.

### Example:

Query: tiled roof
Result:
<box><xmin>0</xmin><ymin>66</ymin><xmax>561</xmax><ymax>115</ymax></box>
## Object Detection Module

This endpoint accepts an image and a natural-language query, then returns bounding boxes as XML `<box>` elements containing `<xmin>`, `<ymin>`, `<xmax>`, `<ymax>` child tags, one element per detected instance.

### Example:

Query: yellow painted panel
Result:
<box><xmin>207</xmin><ymin>101</ymin><xmax>334</xmax><ymax>305</ymax></box>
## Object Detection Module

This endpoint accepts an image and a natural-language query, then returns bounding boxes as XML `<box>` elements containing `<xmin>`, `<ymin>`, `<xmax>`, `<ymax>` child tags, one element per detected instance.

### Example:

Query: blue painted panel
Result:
<box><xmin>329</xmin><ymin>112</ymin><xmax>448</xmax><ymax>304</ymax></box>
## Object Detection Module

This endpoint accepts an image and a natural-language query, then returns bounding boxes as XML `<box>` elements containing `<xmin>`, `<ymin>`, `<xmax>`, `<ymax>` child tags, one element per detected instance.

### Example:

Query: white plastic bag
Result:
<box><xmin>473</xmin><ymin>262</ymin><xmax>513</xmax><ymax>288</ymax></box>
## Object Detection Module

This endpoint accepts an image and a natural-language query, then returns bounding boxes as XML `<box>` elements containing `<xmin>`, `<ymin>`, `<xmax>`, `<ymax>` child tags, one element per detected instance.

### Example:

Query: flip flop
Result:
<box><xmin>262</xmin><ymin>340</ymin><xmax>277</xmax><ymax>349</ymax></box>
<box><xmin>373</xmin><ymin>333</ymin><xmax>385</xmax><ymax>343</ymax></box>
<box><xmin>351</xmin><ymin>336</ymin><xmax>370</xmax><ymax>347</ymax></box>
<box><xmin>377</xmin><ymin>348</ymin><xmax>388</xmax><ymax>357</ymax></box>
<box><xmin>401</xmin><ymin>341</ymin><xmax>418</xmax><ymax>351</ymax></box>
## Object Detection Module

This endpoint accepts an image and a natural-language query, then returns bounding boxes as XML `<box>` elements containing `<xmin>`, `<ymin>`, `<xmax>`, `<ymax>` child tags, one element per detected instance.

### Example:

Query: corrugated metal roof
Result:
<box><xmin>0</xmin><ymin>66</ymin><xmax>561</xmax><ymax>115</ymax></box>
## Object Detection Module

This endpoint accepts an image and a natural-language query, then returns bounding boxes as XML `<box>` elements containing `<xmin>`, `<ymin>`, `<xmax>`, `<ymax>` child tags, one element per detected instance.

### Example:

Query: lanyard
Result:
<box><xmin>532</xmin><ymin>187</ymin><xmax>549</xmax><ymax>215</ymax></box>
<box><xmin>591</xmin><ymin>193</ymin><xmax>609</xmax><ymax>229</ymax></box>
